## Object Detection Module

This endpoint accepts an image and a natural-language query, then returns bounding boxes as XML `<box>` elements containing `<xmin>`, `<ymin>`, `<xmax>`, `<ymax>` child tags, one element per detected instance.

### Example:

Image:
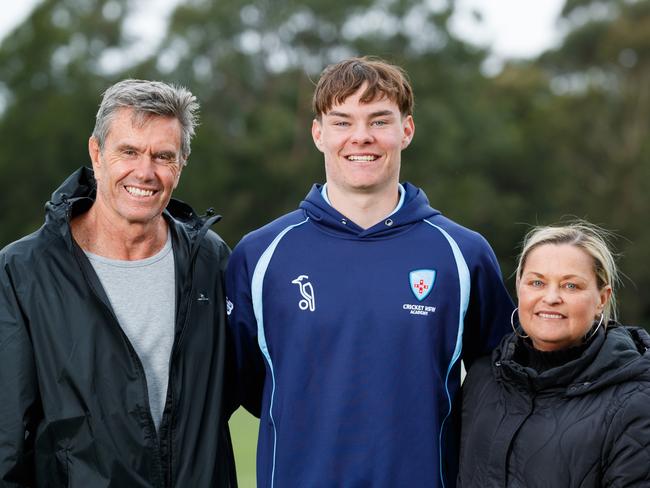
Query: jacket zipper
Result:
<box><xmin>66</xmin><ymin>201</ymin><xmax>220</xmax><ymax>488</ymax></box>
<box><xmin>168</xmin><ymin>215</ymin><xmax>220</xmax><ymax>366</ymax></box>
<box><xmin>66</xmin><ymin>204</ymin><xmax>165</xmax><ymax>488</ymax></box>
<box><xmin>71</xmin><ymin>244</ymin><xmax>166</xmax><ymax>487</ymax></box>
<box><xmin>161</xmin><ymin>214</ymin><xmax>221</xmax><ymax>487</ymax></box>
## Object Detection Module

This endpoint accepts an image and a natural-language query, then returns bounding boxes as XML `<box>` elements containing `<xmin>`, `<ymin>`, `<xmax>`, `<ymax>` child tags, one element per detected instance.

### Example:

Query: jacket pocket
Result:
<box><xmin>35</xmin><ymin>414</ymin><xmax>90</xmax><ymax>487</ymax></box>
<box><xmin>55</xmin><ymin>446</ymin><xmax>70</xmax><ymax>487</ymax></box>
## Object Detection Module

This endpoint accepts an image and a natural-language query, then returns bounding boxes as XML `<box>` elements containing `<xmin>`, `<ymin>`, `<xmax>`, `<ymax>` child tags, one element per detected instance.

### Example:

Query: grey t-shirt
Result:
<box><xmin>85</xmin><ymin>234</ymin><xmax>175</xmax><ymax>431</ymax></box>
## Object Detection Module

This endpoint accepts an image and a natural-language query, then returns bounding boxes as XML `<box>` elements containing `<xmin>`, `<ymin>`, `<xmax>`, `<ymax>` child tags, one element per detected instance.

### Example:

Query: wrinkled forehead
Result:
<box><xmin>107</xmin><ymin>107</ymin><xmax>178</xmax><ymax>133</ymax></box>
<box><xmin>104</xmin><ymin>107</ymin><xmax>182</xmax><ymax>148</ymax></box>
<box><xmin>120</xmin><ymin>107</ymin><xmax>178</xmax><ymax>130</ymax></box>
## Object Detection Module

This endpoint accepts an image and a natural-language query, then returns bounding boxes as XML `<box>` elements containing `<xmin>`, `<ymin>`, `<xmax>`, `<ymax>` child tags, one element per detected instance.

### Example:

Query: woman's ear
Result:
<box><xmin>597</xmin><ymin>285</ymin><xmax>612</xmax><ymax>315</ymax></box>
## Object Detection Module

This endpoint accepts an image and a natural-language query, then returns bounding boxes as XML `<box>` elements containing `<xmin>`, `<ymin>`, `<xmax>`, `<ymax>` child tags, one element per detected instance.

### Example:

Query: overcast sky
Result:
<box><xmin>0</xmin><ymin>0</ymin><xmax>566</xmax><ymax>63</ymax></box>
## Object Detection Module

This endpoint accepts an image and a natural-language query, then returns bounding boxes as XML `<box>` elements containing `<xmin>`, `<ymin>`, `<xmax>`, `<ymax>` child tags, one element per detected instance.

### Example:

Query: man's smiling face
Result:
<box><xmin>311</xmin><ymin>83</ymin><xmax>414</xmax><ymax>197</ymax></box>
<box><xmin>89</xmin><ymin>107</ymin><xmax>183</xmax><ymax>229</ymax></box>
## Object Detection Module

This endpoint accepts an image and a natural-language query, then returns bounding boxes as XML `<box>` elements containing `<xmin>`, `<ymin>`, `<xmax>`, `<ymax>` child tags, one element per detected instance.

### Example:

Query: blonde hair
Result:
<box><xmin>516</xmin><ymin>221</ymin><xmax>619</xmax><ymax>323</ymax></box>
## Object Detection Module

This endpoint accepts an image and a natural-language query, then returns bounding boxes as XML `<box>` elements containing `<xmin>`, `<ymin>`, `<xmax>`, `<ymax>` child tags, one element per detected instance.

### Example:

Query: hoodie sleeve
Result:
<box><xmin>602</xmin><ymin>384</ymin><xmax>650</xmax><ymax>487</ymax></box>
<box><xmin>0</xmin><ymin>256</ymin><xmax>39</xmax><ymax>487</ymax></box>
<box><xmin>225</xmin><ymin>242</ymin><xmax>266</xmax><ymax>418</ymax></box>
<box><xmin>461</xmin><ymin>236</ymin><xmax>514</xmax><ymax>369</ymax></box>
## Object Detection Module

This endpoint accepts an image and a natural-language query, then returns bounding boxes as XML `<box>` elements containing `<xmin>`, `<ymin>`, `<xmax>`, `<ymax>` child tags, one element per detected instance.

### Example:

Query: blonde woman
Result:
<box><xmin>458</xmin><ymin>222</ymin><xmax>650</xmax><ymax>487</ymax></box>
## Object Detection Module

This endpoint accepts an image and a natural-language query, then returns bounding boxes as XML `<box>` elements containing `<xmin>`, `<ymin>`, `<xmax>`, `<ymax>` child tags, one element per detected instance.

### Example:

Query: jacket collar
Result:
<box><xmin>45</xmin><ymin>167</ymin><xmax>220</xmax><ymax>252</ymax></box>
<box><xmin>494</xmin><ymin>324</ymin><xmax>650</xmax><ymax>395</ymax></box>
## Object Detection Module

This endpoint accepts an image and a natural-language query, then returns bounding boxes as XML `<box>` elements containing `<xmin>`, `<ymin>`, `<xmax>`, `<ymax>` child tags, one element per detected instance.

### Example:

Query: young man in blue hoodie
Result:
<box><xmin>226</xmin><ymin>57</ymin><xmax>514</xmax><ymax>487</ymax></box>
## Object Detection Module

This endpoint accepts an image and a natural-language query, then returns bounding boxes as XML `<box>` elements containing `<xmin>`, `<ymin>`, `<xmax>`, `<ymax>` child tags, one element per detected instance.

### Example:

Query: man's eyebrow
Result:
<box><xmin>116</xmin><ymin>143</ymin><xmax>140</xmax><ymax>152</ymax></box>
<box><xmin>369</xmin><ymin>110</ymin><xmax>395</xmax><ymax>117</ymax></box>
<box><xmin>153</xmin><ymin>150</ymin><xmax>177</xmax><ymax>158</ymax></box>
<box><xmin>326</xmin><ymin>110</ymin><xmax>397</xmax><ymax>118</ymax></box>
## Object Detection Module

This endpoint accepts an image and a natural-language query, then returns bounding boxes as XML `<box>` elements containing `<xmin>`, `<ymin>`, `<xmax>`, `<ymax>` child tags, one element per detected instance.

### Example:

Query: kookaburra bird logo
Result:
<box><xmin>291</xmin><ymin>275</ymin><xmax>315</xmax><ymax>312</ymax></box>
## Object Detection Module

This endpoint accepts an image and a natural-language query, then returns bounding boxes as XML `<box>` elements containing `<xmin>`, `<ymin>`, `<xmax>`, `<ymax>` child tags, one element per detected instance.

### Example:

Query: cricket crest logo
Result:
<box><xmin>409</xmin><ymin>269</ymin><xmax>436</xmax><ymax>301</ymax></box>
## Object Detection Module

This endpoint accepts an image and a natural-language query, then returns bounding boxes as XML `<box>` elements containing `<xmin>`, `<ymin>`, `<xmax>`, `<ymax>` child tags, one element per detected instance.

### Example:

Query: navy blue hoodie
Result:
<box><xmin>226</xmin><ymin>183</ymin><xmax>513</xmax><ymax>488</ymax></box>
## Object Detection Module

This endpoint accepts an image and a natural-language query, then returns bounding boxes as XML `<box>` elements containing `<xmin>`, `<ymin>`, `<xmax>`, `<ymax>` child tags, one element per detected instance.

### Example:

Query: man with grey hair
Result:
<box><xmin>0</xmin><ymin>79</ymin><xmax>236</xmax><ymax>486</ymax></box>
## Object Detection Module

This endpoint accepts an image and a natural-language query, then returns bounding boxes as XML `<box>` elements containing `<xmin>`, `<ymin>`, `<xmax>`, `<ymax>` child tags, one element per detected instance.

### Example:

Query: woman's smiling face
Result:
<box><xmin>517</xmin><ymin>243</ymin><xmax>611</xmax><ymax>351</ymax></box>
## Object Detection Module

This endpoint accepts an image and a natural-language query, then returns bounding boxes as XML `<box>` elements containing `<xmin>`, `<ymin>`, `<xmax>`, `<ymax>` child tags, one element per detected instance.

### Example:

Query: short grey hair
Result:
<box><xmin>92</xmin><ymin>79</ymin><xmax>199</xmax><ymax>164</ymax></box>
<box><xmin>516</xmin><ymin>220</ymin><xmax>620</xmax><ymax>324</ymax></box>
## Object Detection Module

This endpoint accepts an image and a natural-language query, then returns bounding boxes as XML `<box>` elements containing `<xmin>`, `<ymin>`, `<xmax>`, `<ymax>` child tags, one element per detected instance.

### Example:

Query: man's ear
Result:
<box><xmin>88</xmin><ymin>137</ymin><xmax>102</xmax><ymax>176</ymax></box>
<box><xmin>88</xmin><ymin>136</ymin><xmax>102</xmax><ymax>186</ymax></box>
<box><xmin>401</xmin><ymin>115</ymin><xmax>415</xmax><ymax>149</ymax></box>
<box><xmin>173</xmin><ymin>162</ymin><xmax>184</xmax><ymax>189</ymax></box>
<box><xmin>311</xmin><ymin>119</ymin><xmax>324</xmax><ymax>153</ymax></box>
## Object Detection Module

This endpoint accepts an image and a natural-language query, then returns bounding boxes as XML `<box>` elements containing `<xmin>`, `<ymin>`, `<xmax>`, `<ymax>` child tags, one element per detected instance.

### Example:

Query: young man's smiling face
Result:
<box><xmin>89</xmin><ymin>107</ymin><xmax>183</xmax><ymax>230</ymax></box>
<box><xmin>311</xmin><ymin>84</ymin><xmax>415</xmax><ymax>199</ymax></box>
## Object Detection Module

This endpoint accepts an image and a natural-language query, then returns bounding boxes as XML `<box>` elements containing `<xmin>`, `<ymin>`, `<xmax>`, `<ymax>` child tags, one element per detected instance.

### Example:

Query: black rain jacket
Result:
<box><xmin>0</xmin><ymin>167</ymin><xmax>236</xmax><ymax>487</ymax></box>
<box><xmin>458</xmin><ymin>324</ymin><xmax>650</xmax><ymax>487</ymax></box>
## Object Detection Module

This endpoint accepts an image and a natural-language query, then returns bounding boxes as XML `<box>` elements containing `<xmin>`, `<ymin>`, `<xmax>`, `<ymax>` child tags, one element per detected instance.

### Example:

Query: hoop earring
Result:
<box><xmin>585</xmin><ymin>312</ymin><xmax>605</xmax><ymax>342</ymax></box>
<box><xmin>510</xmin><ymin>307</ymin><xmax>529</xmax><ymax>339</ymax></box>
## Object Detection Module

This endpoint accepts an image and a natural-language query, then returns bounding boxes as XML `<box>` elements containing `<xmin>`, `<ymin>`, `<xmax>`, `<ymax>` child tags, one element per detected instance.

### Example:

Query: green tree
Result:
<box><xmin>0</xmin><ymin>0</ymin><xmax>131</xmax><ymax>244</ymax></box>
<box><xmin>129</xmin><ymin>0</ymin><xmax>502</xmax><ymax>249</ymax></box>
<box><xmin>1</xmin><ymin>0</ymin><xmax>648</xmax><ymax>327</ymax></box>
<box><xmin>532</xmin><ymin>0</ymin><xmax>650</xmax><ymax>323</ymax></box>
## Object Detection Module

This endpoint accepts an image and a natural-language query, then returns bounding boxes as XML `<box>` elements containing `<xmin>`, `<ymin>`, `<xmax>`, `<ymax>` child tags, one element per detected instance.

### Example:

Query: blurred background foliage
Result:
<box><xmin>1</xmin><ymin>0</ymin><xmax>649</xmax><ymax>484</ymax></box>
<box><xmin>2</xmin><ymin>0</ymin><xmax>647</xmax><ymax>325</ymax></box>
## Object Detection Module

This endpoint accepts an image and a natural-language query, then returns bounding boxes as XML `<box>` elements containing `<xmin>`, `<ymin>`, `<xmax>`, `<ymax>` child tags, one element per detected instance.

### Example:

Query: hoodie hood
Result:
<box><xmin>298</xmin><ymin>182</ymin><xmax>440</xmax><ymax>239</ymax></box>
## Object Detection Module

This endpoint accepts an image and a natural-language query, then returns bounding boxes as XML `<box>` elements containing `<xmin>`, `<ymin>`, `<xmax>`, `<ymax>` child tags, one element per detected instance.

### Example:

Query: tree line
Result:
<box><xmin>1</xmin><ymin>0</ymin><xmax>648</xmax><ymax>327</ymax></box>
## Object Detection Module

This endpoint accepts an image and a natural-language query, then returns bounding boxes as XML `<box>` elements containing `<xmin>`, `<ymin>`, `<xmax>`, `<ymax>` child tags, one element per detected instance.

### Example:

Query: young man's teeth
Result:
<box><xmin>126</xmin><ymin>186</ymin><xmax>154</xmax><ymax>197</ymax></box>
<box><xmin>347</xmin><ymin>155</ymin><xmax>377</xmax><ymax>161</ymax></box>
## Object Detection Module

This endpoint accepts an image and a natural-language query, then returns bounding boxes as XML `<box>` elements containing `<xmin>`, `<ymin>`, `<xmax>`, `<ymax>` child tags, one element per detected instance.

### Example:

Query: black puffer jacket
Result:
<box><xmin>0</xmin><ymin>168</ymin><xmax>236</xmax><ymax>487</ymax></box>
<box><xmin>458</xmin><ymin>324</ymin><xmax>650</xmax><ymax>487</ymax></box>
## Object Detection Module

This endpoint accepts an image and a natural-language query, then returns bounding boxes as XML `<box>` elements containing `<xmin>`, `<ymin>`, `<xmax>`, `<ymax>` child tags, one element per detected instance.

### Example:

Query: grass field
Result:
<box><xmin>229</xmin><ymin>407</ymin><xmax>259</xmax><ymax>488</ymax></box>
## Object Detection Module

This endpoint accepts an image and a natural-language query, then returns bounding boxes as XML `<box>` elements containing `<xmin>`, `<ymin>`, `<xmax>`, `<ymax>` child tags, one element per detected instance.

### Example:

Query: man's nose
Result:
<box><xmin>132</xmin><ymin>153</ymin><xmax>157</xmax><ymax>178</ymax></box>
<box><xmin>350</xmin><ymin>125</ymin><xmax>373</xmax><ymax>144</ymax></box>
